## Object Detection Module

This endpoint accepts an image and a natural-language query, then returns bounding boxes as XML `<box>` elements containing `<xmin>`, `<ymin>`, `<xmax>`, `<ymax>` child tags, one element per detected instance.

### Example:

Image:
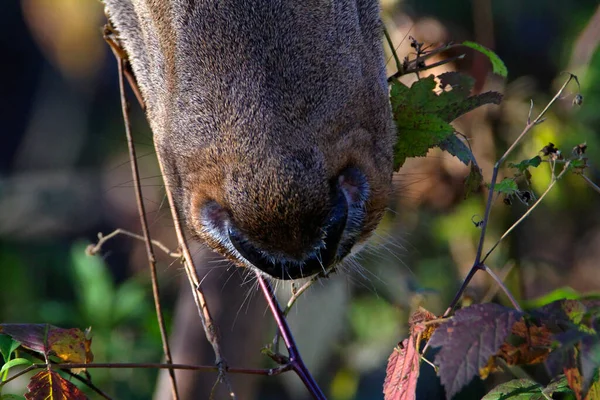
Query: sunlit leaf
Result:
<box><xmin>494</xmin><ymin>178</ymin><xmax>519</xmax><ymax>195</ymax></box>
<box><xmin>462</xmin><ymin>41</ymin><xmax>508</xmax><ymax>77</ymax></box>
<box><xmin>391</xmin><ymin>74</ymin><xmax>502</xmax><ymax>170</ymax></box>
<box><xmin>383</xmin><ymin>337</ymin><xmax>420</xmax><ymax>400</ymax></box>
<box><xmin>0</xmin><ymin>325</ymin><xmax>93</xmax><ymax>367</ymax></box>
<box><xmin>24</xmin><ymin>370</ymin><xmax>87</xmax><ymax>400</ymax></box>
<box><xmin>0</xmin><ymin>358</ymin><xmax>33</xmax><ymax>375</ymax></box>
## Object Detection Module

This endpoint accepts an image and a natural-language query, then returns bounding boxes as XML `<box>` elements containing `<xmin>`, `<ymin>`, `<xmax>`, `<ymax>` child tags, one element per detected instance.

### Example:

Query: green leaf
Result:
<box><xmin>482</xmin><ymin>379</ymin><xmax>544</xmax><ymax>400</ymax></box>
<box><xmin>494</xmin><ymin>178</ymin><xmax>518</xmax><ymax>195</ymax></box>
<box><xmin>438</xmin><ymin>135</ymin><xmax>475</xmax><ymax>166</ymax></box>
<box><xmin>522</xmin><ymin>287</ymin><xmax>587</xmax><ymax>309</ymax></box>
<box><xmin>1</xmin><ymin>395</ymin><xmax>26</xmax><ymax>400</ymax></box>
<box><xmin>0</xmin><ymin>335</ymin><xmax>21</xmax><ymax>363</ymax></box>
<box><xmin>393</xmin><ymin>112</ymin><xmax>455</xmax><ymax>169</ymax></box>
<box><xmin>508</xmin><ymin>156</ymin><xmax>542</xmax><ymax>173</ymax></box>
<box><xmin>0</xmin><ymin>358</ymin><xmax>33</xmax><ymax>376</ymax></box>
<box><xmin>542</xmin><ymin>375</ymin><xmax>572</xmax><ymax>397</ymax></box>
<box><xmin>462</xmin><ymin>41</ymin><xmax>508</xmax><ymax>77</ymax></box>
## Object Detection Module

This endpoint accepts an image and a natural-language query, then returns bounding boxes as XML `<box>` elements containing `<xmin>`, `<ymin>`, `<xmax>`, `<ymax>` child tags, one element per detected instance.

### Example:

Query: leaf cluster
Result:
<box><xmin>383</xmin><ymin>299</ymin><xmax>600</xmax><ymax>400</ymax></box>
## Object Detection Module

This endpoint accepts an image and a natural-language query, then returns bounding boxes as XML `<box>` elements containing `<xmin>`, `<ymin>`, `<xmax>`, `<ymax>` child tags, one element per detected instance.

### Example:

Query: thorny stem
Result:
<box><xmin>87</xmin><ymin>228</ymin><xmax>181</xmax><ymax>259</ymax></box>
<box><xmin>117</xmin><ymin>59</ymin><xmax>180</xmax><ymax>400</ymax></box>
<box><xmin>257</xmin><ymin>273</ymin><xmax>326</xmax><ymax>400</ymax></box>
<box><xmin>443</xmin><ymin>74</ymin><xmax>578</xmax><ymax>317</ymax></box>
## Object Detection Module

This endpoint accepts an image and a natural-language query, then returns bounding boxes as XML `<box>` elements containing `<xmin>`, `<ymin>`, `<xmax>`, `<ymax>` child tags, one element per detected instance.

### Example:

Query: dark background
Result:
<box><xmin>1</xmin><ymin>0</ymin><xmax>599</xmax><ymax>398</ymax></box>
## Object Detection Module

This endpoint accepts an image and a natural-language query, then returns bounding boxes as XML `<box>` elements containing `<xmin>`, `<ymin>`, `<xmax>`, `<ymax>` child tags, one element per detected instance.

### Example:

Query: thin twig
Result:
<box><xmin>442</xmin><ymin>74</ymin><xmax>577</xmax><ymax>317</ymax></box>
<box><xmin>257</xmin><ymin>273</ymin><xmax>326</xmax><ymax>400</ymax></box>
<box><xmin>481</xmin><ymin>261</ymin><xmax>515</xmax><ymax>303</ymax></box>
<box><xmin>87</xmin><ymin>229</ymin><xmax>181</xmax><ymax>258</ymax></box>
<box><xmin>272</xmin><ymin>274</ymin><xmax>322</xmax><ymax>353</ymax></box>
<box><xmin>105</xmin><ymin>23</ymin><xmax>235</xmax><ymax>399</ymax></box>
<box><xmin>384</xmin><ymin>27</ymin><xmax>403</xmax><ymax>76</ymax></box>
<box><xmin>481</xmin><ymin>162</ymin><xmax>571</xmax><ymax>264</ymax></box>
<box><xmin>388</xmin><ymin>53</ymin><xmax>465</xmax><ymax>82</ymax></box>
<box><xmin>117</xmin><ymin>58</ymin><xmax>180</xmax><ymax>400</ymax></box>
<box><xmin>0</xmin><ymin>362</ymin><xmax>292</xmax><ymax>389</ymax></box>
<box><xmin>154</xmin><ymin>124</ymin><xmax>235</xmax><ymax>399</ymax></box>
<box><xmin>481</xmin><ymin>264</ymin><xmax>522</xmax><ymax>311</ymax></box>
<box><xmin>581</xmin><ymin>174</ymin><xmax>600</xmax><ymax>195</ymax></box>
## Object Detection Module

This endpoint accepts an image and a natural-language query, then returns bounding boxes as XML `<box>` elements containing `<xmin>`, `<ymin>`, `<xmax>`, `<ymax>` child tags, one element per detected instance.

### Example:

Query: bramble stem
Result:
<box><xmin>257</xmin><ymin>273</ymin><xmax>326</xmax><ymax>400</ymax></box>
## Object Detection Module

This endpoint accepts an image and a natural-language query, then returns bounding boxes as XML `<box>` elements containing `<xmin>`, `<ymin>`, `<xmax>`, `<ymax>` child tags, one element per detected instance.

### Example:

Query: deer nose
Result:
<box><xmin>228</xmin><ymin>186</ymin><xmax>348</xmax><ymax>279</ymax></box>
<box><xmin>200</xmin><ymin>167</ymin><xmax>369</xmax><ymax>280</ymax></box>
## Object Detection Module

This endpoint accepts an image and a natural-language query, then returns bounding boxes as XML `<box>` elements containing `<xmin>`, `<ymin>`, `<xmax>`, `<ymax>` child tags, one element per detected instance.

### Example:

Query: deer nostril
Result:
<box><xmin>199</xmin><ymin>200</ymin><xmax>231</xmax><ymax>237</ymax></box>
<box><xmin>338</xmin><ymin>167</ymin><xmax>369</xmax><ymax>204</ymax></box>
<box><xmin>228</xmin><ymin>187</ymin><xmax>349</xmax><ymax>280</ymax></box>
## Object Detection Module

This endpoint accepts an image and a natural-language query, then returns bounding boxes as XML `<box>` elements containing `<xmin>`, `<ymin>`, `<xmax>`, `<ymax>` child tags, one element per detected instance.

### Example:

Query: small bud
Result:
<box><xmin>573</xmin><ymin>93</ymin><xmax>583</xmax><ymax>106</ymax></box>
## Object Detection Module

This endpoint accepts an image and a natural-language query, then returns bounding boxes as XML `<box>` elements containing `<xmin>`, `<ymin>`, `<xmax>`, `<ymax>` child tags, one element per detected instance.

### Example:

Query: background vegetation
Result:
<box><xmin>1</xmin><ymin>0</ymin><xmax>599</xmax><ymax>398</ymax></box>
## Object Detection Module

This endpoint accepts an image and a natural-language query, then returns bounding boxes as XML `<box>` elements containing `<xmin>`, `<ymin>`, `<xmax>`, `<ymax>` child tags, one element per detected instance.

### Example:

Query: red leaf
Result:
<box><xmin>25</xmin><ymin>370</ymin><xmax>87</xmax><ymax>400</ymax></box>
<box><xmin>383</xmin><ymin>337</ymin><xmax>420</xmax><ymax>400</ymax></box>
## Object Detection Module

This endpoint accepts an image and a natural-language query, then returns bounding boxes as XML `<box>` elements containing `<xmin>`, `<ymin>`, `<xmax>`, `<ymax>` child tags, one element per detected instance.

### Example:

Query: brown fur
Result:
<box><xmin>103</xmin><ymin>0</ymin><xmax>395</xmax><ymax>278</ymax></box>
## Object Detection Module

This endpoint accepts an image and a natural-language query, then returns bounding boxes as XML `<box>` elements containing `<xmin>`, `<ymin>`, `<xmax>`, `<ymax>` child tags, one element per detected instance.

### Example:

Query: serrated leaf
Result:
<box><xmin>481</xmin><ymin>378</ymin><xmax>544</xmax><ymax>400</ymax></box>
<box><xmin>481</xmin><ymin>320</ymin><xmax>553</xmax><ymax>379</ymax></box>
<box><xmin>393</xmin><ymin>111</ymin><xmax>455</xmax><ymax>169</ymax></box>
<box><xmin>24</xmin><ymin>370</ymin><xmax>87</xmax><ymax>400</ymax></box>
<box><xmin>391</xmin><ymin>74</ymin><xmax>502</xmax><ymax>170</ymax></box>
<box><xmin>383</xmin><ymin>337</ymin><xmax>420</xmax><ymax>400</ymax></box>
<box><xmin>0</xmin><ymin>334</ymin><xmax>21</xmax><ymax>363</ymax></box>
<box><xmin>533</xmin><ymin>299</ymin><xmax>600</xmax><ymax>329</ymax></box>
<box><xmin>462</xmin><ymin>41</ymin><xmax>508</xmax><ymax>77</ymax></box>
<box><xmin>0</xmin><ymin>324</ymin><xmax>93</xmax><ymax>367</ymax></box>
<box><xmin>428</xmin><ymin>303</ymin><xmax>522</xmax><ymax>399</ymax></box>
<box><xmin>0</xmin><ymin>358</ymin><xmax>33</xmax><ymax>375</ymax></box>
<box><xmin>494</xmin><ymin>178</ymin><xmax>518</xmax><ymax>195</ymax></box>
<box><xmin>438</xmin><ymin>135</ymin><xmax>475</xmax><ymax>166</ymax></box>
<box><xmin>438</xmin><ymin>91</ymin><xmax>503</xmax><ymax>123</ymax></box>
<box><xmin>508</xmin><ymin>156</ymin><xmax>542</xmax><ymax>173</ymax></box>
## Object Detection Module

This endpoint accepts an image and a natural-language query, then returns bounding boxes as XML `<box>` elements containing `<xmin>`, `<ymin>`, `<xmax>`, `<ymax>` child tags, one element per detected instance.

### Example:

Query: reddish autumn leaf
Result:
<box><xmin>383</xmin><ymin>337</ymin><xmax>420</xmax><ymax>400</ymax></box>
<box><xmin>25</xmin><ymin>370</ymin><xmax>87</xmax><ymax>400</ymax></box>
<box><xmin>428</xmin><ymin>303</ymin><xmax>522</xmax><ymax>399</ymax></box>
<box><xmin>0</xmin><ymin>324</ymin><xmax>93</xmax><ymax>366</ymax></box>
<box><xmin>408</xmin><ymin>307</ymin><xmax>439</xmax><ymax>339</ymax></box>
<box><xmin>481</xmin><ymin>320</ymin><xmax>554</xmax><ymax>379</ymax></box>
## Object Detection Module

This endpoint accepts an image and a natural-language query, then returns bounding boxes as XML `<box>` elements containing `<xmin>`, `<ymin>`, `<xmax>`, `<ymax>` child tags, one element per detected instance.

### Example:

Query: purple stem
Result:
<box><xmin>256</xmin><ymin>273</ymin><xmax>327</xmax><ymax>400</ymax></box>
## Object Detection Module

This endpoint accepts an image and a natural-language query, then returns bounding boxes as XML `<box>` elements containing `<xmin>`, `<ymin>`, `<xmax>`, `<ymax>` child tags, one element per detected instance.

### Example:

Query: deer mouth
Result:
<box><xmin>199</xmin><ymin>167</ymin><xmax>370</xmax><ymax>280</ymax></box>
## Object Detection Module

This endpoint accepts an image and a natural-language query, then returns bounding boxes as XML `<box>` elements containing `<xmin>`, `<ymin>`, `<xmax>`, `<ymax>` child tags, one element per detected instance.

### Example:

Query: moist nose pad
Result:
<box><xmin>228</xmin><ymin>187</ymin><xmax>349</xmax><ymax>280</ymax></box>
